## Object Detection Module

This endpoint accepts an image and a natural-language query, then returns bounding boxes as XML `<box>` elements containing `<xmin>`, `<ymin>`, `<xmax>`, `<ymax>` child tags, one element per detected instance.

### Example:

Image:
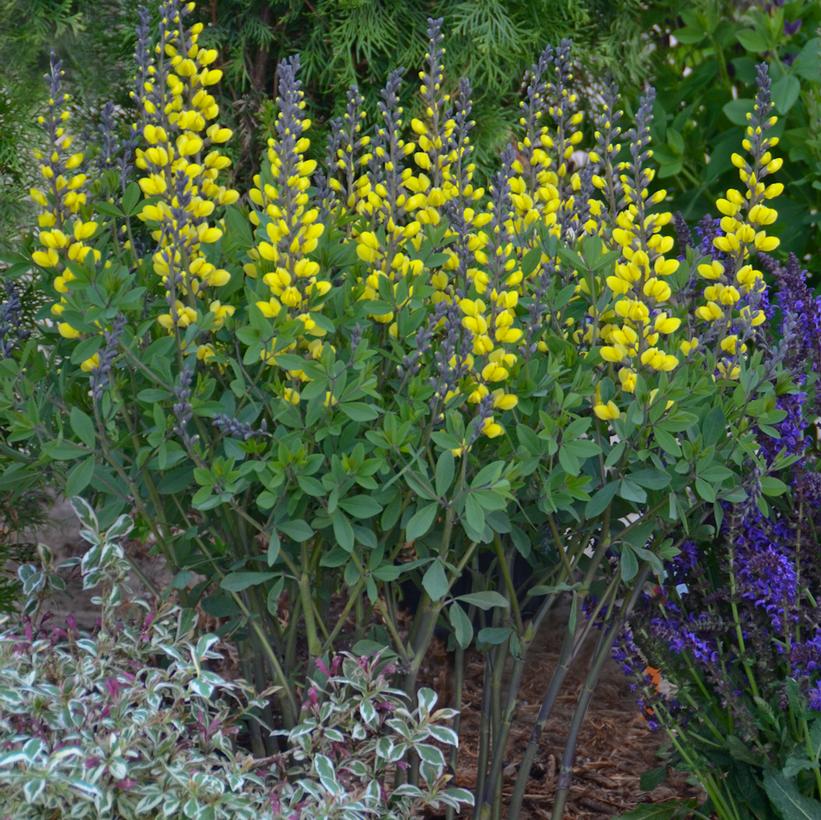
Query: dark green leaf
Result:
<box><xmin>477</xmin><ymin>627</ymin><xmax>512</xmax><ymax>645</ymax></box>
<box><xmin>563</xmin><ymin>439</ymin><xmax>601</xmax><ymax>459</ymax></box>
<box><xmin>339</xmin><ymin>495</ymin><xmax>382</xmax><ymax>519</ymax></box>
<box><xmin>620</xmin><ymin>545</ymin><xmax>639</xmax><ymax>582</ymax></box>
<box><xmin>456</xmin><ymin>591</ymin><xmax>509</xmax><ymax>610</ymax></box>
<box><xmin>772</xmin><ymin>75</ymin><xmax>800</xmax><ymax>115</ymax></box>
<box><xmin>639</xmin><ymin>766</ymin><xmax>667</xmax><ymax>792</ymax></box>
<box><xmin>695</xmin><ymin>477</ymin><xmax>716</xmax><ymax>502</ymax></box>
<box><xmin>373</xmin><ymin>564</ymin><xmax>403</xmax><ymax>581</ymax></box>
<box><xmin>793</xmin><ymin>38</ymin><xmax>820</xmax><ymax>82</ymax></box>
<box><xmin>221</xmin><ymin>572</ymin><xmax>276</xmax><ymax>592</ymax></box>
<box><xmin>653</xmin><ymin>428</ymin><xmax>681</xmax><ymax>457</ymax></box>
<box><xmin>585</xmin><ymin>481</ymin><xmax>619</xmax><ymax>517</ymax></box>
<box><xmin>435</xmin><ymin>451</ymin><xmax>455</xmax><ymax>498</ymax></box>
<box><xmin>70</xmin><ymin>408</ymin><xmax>96</xmax><ymax>449</ymax></box>
<box><xmin>406</xmin><ymin>502</ymin><xmax>438</xmax><ymax>541</ymax></box>
<box><xmin>340</xmin><ymin>402</ymin><xmax>380</xmax><ymax>422</ymax></box>
<box><xmin>472</xmin><ymin>460</ymin><xmax>505</xmax><ymax>488</ymax></box>
<box><xmin>449</xmin><ymin>602</ymin><xmax>473</xmax><ymax>648</ymax></box>
<box><xmin>736</xmin><ymin>29</ymin><xmax>768</xmax><ymax>53</ymax></box>
<box><xmin>762</xmin><ymin>770</ymin><xmax>821</xmax><ymax>820</ymax></box>
<box><xmin>65</xmin><ymin>457</ymin><xmax>95</xmax><ymax>497</ymax></box>
<box><xmin>619</xmin><ymin>478</ymin><xmax>647</xmax><ymax>504</ymax></box>
<box><xmin>422</xmin><ymin>559</ymin><xmax>448</xmax><ymax>601</ymax></box>
<box><xmin>267</xmin><ymin>530</ymin><xmax>281</xmax><ymax>565</ymax></box>
<box><xmin>463</xmin><ymin>493</ymin><xmax>485</xmax><ymax>534</ymax></box>
<box><xmin>265</xmin><ymin>577</ymin><xmax>285</xmax><ymax>615</ymax></box>
<box><xmin>630</xmin><ymin>468</ymin><xmax>671</xmax><ymax>490</ymax></box>
<box><xmin>332</xmin><ymin>511</ymin><xmax>355</xmax><ymax>552</ymax></box>
<box><xmin>405</xmin><ymin>470</ymin><xmax>437</xmax><ymax>500</ymax></box>
<box><xmin>45</xmin><ymin>441</ymin><xmax>89</xmax><ymax>461</ymax></box>
<box><xmin>723</xmin><ymin>98</ymin><xmax>755</xmax><ymax>126</ymax></box>
<box><xmin>279</xmin><ymin>519</ymin><xmax>314</xmax><ymax>541</ymax></box>
<box><xmin>761</xmin><ymin>476</ymin><xmax>788</xmax><ymax>497</ymax></box>
<box><xmin>558</xmin><ymin>446</ymin><xmax>581</xmax><ymax>476</ymax></box>
<box><xmin>702</xmin><ymin>407</ymin><xmax>725</xmax><ymax>447</ymax></box>
<box><xmin>123</xmin><ymin>182</ymin><xmax>141</xmax><ymax>215</ymax></box>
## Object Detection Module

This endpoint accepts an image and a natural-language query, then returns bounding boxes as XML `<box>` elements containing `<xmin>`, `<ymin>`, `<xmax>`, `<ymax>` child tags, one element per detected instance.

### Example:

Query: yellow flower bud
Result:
<box><xmin>57</xmin><ymin>322</ymin><xmax>81</xmax><ymax>339</ymax></box>
<box><xmin>593</xmin><ymin>401</ymin><xmax>620</xmax><ymax>421</ymax></box>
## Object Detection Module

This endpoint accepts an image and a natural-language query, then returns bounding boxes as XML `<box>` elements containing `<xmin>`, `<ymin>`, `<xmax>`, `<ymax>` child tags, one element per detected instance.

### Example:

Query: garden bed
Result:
<box><xmin>39</xmin><ymin>499</ymin><xmax>697</xmax><ymax>818</ymax></box>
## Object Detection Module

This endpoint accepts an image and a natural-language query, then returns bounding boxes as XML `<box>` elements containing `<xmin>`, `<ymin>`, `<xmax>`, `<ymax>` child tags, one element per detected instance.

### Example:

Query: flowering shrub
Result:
<box><xmin>0</xmin><ymin>498</ymin><xmax>471</xmax><ymax>819</ymax></box>
<box><xmin>0</xmin><ymin>0</ymin><xmax>801</xmax><ymax>814</ymax></box>
<box><xmin>616</xmin><ymin>253</ymin><xmax>820</xmax><ymax>818</ymax></box>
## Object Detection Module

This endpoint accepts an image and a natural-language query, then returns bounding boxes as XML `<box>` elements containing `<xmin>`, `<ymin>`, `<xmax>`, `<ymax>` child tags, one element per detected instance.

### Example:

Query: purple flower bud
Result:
<box><xmin>784</xmin><ymin>19</ymin><xmax>802</xmax><ymax>36</ymax></box>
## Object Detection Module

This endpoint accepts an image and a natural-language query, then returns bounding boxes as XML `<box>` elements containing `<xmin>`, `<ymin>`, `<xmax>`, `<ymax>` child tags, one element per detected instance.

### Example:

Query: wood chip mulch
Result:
<box><xmin>419</xmin><ymin>616</ymin><xmax>702</xmax><ymax>819</ymax></box>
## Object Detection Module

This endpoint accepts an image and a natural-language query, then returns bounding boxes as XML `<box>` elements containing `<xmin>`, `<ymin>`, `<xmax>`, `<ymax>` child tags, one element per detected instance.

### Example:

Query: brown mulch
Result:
<box><xmin>419</xmin><ymin>613</ymin><xmax>700</xmax><ymax>819</ymax></box>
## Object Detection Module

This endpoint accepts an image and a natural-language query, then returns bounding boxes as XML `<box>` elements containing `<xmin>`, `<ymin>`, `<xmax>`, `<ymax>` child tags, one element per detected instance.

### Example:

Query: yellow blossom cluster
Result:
<box><xmin>325</xmin><ymin>86</ymin><xmax>372</xmax><ymax>214</ymax></box>
<box><xmin>350</xmin><ymin>77</ymin><xmax>422</xmax><ymax>325</ymax></box>
<box><xmin>586</xmin><ymin>89</ymin><xmax>624</xmax><ymax>239</ymax></box>
<box><xmin>30</xmin><ymin>3</ymin><xmax>788</xmax><ymax>445</ymax></box>
<box><xmin>511</xmin><ymin>42</ymin><xmax>581</xmax><ymax>242</ymax></box>
<box><xmin>245</xmin><ymin>56</ymin><xmax>329</xmax><ymax>402</ymax></box>
<box><xmin>694</xmin><ymin>93</ymin><xmax>779</xmax><ymax>379</ymax></box>
<box><xmin>29</xmin><ymin>69</ymin><xmax>100</xmax><ymax>368</ymax></box>
<box><xmin>134</xmin><ymin>0</ymin><xmax>238</xmax><ymax>353</ymax></box>
<box><xmin>342</xmin><ymin>30</ymin><xmax>525</xmax><ymax>438</ymax></box>
<box><xmin>595</xmin><ymin>95</ymin><xmax>682</xmax><ymax>421</ymax></box>
<box><xmin>351</xmin><ymin>36</ymin><xmax>485</xmax><ymax>324</ymax></box>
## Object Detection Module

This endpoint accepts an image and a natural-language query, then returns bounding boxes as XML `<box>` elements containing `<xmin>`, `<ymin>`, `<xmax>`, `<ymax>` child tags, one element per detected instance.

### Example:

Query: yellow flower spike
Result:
<box><xmin>73</xmin><ymin>221</ymin><xmax>97</xmax><ymax>241</ymax></box>
<box><xmin>203</xmin><ymin>267</ymin><xmax>230</xmax><ymax>287</ymax></box>
<box><xmin>653</xmin><ymin>257</ymin><xmax>679</xmax><ymax>277</ymax></box>
<box><xmin>695</xmin><ymin>302</ymin><xmax>723</xmax><ymax>322</ymax></box>
<box><xmin>642</xmin><ymin>278</ymin><xmax>672</xmax><ymax>302</ymax></box>
<box><xmin>640</xmin><ymin>347</ymin><xmax>678</xmax><ymax>372</ymax></box>
<box><xmin>750</xmin><ymin>310</ymin><xmax>766</xmax><ymax>326</ymax></box>
<box><xmin>754</xmin><ymin>233</ymin><xmax>779</xmax><ymax>252</ymax></box>
<box><xmin>198</xmin><ymin>225</ymin><xmax>222</xmax><ymax>244</ymax></box>
<box><xmin>720</xmin><ymin>335</ymin><xmax>739</xmax><ymax>355</ymax></box>
<box><xmin>715</xmin><ymin>198</ymin><xmax>739</xmax><ymax>216</ymax></box>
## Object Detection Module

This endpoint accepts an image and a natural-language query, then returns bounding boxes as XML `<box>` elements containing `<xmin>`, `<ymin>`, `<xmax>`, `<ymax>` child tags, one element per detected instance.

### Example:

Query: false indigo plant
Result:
<box><xmin>0</xmin><ymin>3</ymin><xmax>804</xmax><ymax>816</ymax></box>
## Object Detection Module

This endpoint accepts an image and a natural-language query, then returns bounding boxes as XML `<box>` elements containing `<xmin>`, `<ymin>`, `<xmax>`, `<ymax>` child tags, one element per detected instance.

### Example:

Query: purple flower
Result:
<box><xmin>808</xmin><ymin>682</ymin><xmax>821</xmax><ymax>713</ymax></box>
<box><xmin>736</xmin><ymin>507</ymin><xmax>798</xmax><ymax>632</ymax></box>
<box><xmin>668</xmin><ymin>540</ymin><xmax>698</xmax><ymax>583</ymax></box>
<box><xmin>791</xmin><ymin>632</ymin><xmax>821</xmax><ymax>676</ymax></box>
<box><xmin>649</xmin><ymin>611</ymin><xmax>718</xmax><ymax>667</ymax></box>
<box><xmin>784</xmin><ymin>19</ymin><xmax>802</xmax><ymax>37</ymax></box>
